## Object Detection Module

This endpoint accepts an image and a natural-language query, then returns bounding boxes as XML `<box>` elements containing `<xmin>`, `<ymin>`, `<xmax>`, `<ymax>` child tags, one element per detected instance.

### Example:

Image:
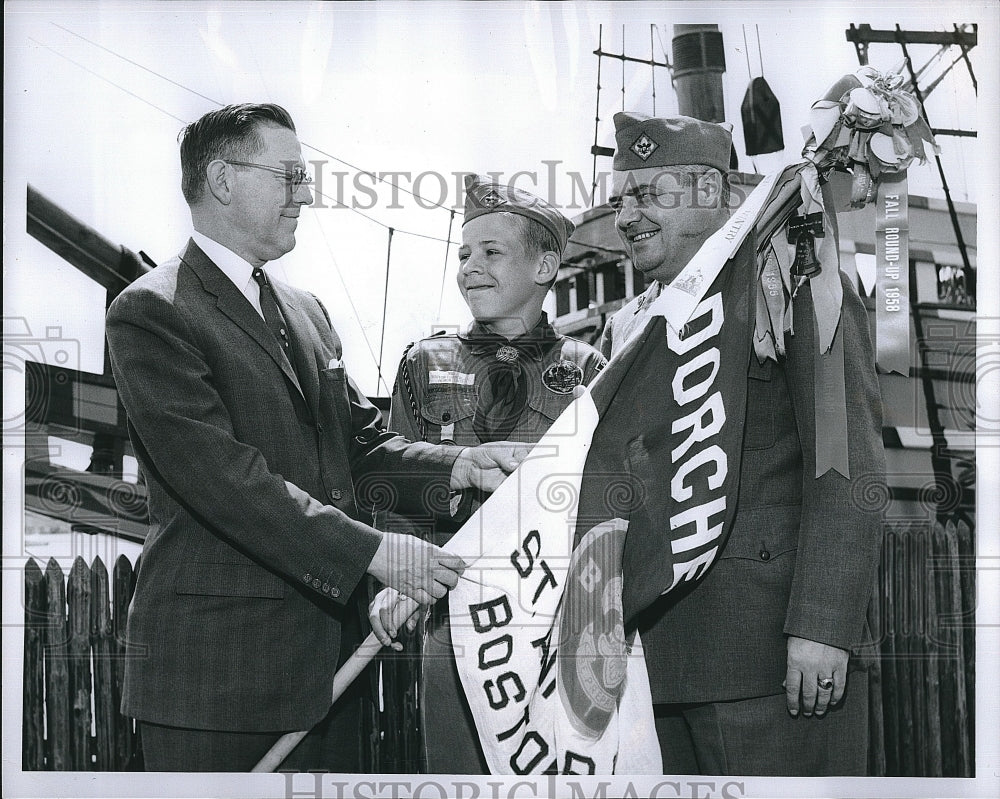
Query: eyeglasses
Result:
<box><xmin>224</xmin><ymin>160</ymin><xmax>313</xmax><ymax>188</ymax></box>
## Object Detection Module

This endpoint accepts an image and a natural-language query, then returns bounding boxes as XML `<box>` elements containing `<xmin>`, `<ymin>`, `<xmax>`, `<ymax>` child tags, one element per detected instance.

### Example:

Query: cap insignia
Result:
<box><xmin>630</xmin><ymin>133</ymin><xmax>658</xmax><ymax>161</ymax></box>
<box><xmin>480</xmin><ymin>189</ymin><xmax>504</xmax><ymax>208</ymax></box>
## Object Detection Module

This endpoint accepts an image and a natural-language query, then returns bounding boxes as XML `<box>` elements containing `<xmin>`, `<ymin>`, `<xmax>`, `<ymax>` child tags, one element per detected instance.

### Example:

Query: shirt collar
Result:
<box><xmin>460</xmin><ymin>312</ymin><xmax>560</xmax><ymax>361</ymax></box>
<box><xmin>191</xmin><ymin>230</ymin><xmax>259</xmax><ymax>293</ymax></box>
<box><xmin>633</xmin><ymin>280</ymin><xmax>665</xmax><ymax>314</ymax></box>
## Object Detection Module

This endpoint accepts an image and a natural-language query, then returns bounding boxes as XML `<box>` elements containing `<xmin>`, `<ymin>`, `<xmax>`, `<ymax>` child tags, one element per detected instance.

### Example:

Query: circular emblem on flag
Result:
<box><xmin>542</xmin><ymin>360</ymin><xmax>584</xmax><ymax>394</ymax></box>
<box><xmin>495</xmin><ymin>345</ymin><xmax>520</xmax><ymax>363</ymax></box>
<box><xmin>630</xmin><ymin>133</ymin><xmax>658</xmax><ymax>161</ymax></box>
<box><xmin>557</xmin><ymin>519</ymin><xmax>629</xmax><ymax>738</ymax></box>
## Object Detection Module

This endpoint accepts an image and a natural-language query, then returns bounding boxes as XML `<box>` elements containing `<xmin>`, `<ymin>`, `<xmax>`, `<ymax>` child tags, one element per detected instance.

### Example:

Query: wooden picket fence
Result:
<box><xmin>24</xmin><ymin>518</ymin><xmax>976</xmax><ymax>775</ymax></box>
<box><xmin>868</xmin><ymin>517</ymin><xmax>976</xmax><ymax>777</ymax></box>
<box><xmin>22</xmin><ymin>555</ymin><xmax>142</xmax><ymax>771</ymax></box>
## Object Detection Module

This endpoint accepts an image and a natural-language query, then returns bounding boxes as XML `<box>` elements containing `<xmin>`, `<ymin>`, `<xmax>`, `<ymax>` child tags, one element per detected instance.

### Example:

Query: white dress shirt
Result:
<box><xmin>191</xmin><ymin>230</ymin><xmax>266</xmax><ymax>320</ymax></box>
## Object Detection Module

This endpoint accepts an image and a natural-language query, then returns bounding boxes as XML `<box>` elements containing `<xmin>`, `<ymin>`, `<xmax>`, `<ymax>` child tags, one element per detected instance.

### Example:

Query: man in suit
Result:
<box><xmin>105</xmin><ymin>103</ymin><xmax>524</xmax><ymax>772</ymax></box>
<box><xmin>600</xmin><ymin>113</ymin><xmax>885</xmax><ymax>775</ymax></box>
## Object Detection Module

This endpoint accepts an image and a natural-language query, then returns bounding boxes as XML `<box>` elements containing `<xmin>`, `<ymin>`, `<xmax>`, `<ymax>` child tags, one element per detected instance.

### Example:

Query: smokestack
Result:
<box><xmin>671</xmin><ymin>24</ymin><xmax>727</xmax><ymax>122</ymax></box>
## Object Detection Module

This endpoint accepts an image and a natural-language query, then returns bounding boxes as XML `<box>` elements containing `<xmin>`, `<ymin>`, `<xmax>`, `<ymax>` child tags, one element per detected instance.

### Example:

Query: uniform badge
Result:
<box><xmin>480</xmin><ymin>189</ymin><xmax>504</xmax><ymax>208</ymax></box>
<box><xmin>630</xmin><ymin>133</ymin><xmax>658</xmax><ymax>161</ymax></box>
<box><xmin>495</xmin><ymin>345</ymin><xmax>520</xmax><ymax>363</ymax></box>
<box><xmin>542</xmin><ymin>360</ymin><xmax>584</xmax><ymax>394</ymax></box>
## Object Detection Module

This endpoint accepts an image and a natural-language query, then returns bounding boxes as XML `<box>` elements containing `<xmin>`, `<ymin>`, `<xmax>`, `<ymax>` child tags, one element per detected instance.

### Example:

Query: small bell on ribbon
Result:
<box><xmin>787</xmin><ymin>212</ymin><xmax>825</xmax><ymax>281</ymax></box>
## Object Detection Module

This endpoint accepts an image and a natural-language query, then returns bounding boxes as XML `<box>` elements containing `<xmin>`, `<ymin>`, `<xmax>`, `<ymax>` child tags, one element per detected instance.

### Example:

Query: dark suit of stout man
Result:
<box><xmin>106</xmin><ymin>104</ymin><xmax>523</xmax><ymax>771</ymax></box>
<box><xmin>601</xmin><ymin>113</ymin><xmax>885</xmax><ymax>776</ymax></box>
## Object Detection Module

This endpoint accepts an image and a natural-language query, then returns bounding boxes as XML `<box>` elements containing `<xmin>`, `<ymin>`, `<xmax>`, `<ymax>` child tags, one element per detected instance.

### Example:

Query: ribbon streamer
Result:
<box><xmin>814</xmin><ymin>314</ymin><xmax>850</xmax><ymax>478</ymax></box>
<box><xmin>754</xmin><ymin>246</ymin><xmax>786</xmax><ymax>362</ymax></box>
<box><xmin>875</xmin><ymin>173</ymin><xmax>911</xmax><ymax>375</ymax></box>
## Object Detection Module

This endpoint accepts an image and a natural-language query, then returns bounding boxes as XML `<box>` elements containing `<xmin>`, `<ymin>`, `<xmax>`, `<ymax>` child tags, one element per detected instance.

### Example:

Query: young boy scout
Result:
<box><xmin>371</xmin><ymin>174</ymin><xmax>605</xmax><ymax>773</ymax></box>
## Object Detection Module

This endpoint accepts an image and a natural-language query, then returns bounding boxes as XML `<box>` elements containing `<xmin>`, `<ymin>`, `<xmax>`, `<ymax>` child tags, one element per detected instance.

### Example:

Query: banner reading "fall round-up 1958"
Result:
<box><xmin>875</xmin><ymin>172</ymin><xmax>911</xmax><ymax>376</ymax></box>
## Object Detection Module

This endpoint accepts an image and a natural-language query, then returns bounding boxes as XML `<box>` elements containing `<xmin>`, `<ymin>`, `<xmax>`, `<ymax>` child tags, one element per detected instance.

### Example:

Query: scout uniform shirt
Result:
<box><xmin>388</xmin><ymin>313</ymin><xmax>605</xmax><ymax>537</ymax></box>
<box><xmin>390</xmin><ymin>313</ymin><xmax>605</xmax><ymax>446</ymax></box>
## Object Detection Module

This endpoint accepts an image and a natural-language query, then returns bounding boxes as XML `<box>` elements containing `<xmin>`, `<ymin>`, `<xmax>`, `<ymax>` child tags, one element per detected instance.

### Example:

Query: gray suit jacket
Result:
<box><xmin>106</xmin><ymin>240</ymin><xmax>460</xmax><ymax>731</ymax></box>
<box><xmin>602</xmin><ymin>271</ymin><xmax>886</xmax><ymax>704</ymax></box>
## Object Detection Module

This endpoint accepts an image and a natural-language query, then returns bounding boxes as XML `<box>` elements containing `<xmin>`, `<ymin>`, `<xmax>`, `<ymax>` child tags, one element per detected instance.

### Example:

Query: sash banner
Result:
<box><xmin>446</xmin><ymin>225</ymin><xmax>758</xmax><ymax>774</ymax></box>
<box><xmin>875</xmin><ymin>173</ymin><xmax>910</xmax><ymax>375</ymax></box>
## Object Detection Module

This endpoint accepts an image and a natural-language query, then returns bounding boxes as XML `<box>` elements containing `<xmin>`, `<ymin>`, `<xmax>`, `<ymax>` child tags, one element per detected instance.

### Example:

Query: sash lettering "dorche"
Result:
<box><xmin>664</xmin><ymin>292</ymin><xmax>729</xmax><ymax>590</ymax></box>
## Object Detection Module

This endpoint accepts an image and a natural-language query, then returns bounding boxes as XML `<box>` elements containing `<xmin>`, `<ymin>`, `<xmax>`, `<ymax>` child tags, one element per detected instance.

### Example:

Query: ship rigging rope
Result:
<box><xmin>50</xmin><ymin>22</ymin><xmax>458</xmax><ymax>214</ymax></box>
<box><xmin>311</xmin><ymin>213</ymin><xmax>386</xmax><ymax>384</ymax></box>
<box><xmin>34</xmin><ymin>27</ymin><xmax>462</xmax><ymax>391</ymax></box>
<box><xmin>37</xmin><ymin>23</ymin><xmax>649</xmax><ymax>387</ymax></box>
<box><xmin>437</xmin><ymin>210</ymin><xmax>457</xmax><ymax>321</ymax></box>
<box><xmin>650</xmin><ymin>25</ymin><xmax>657</xmax><ymax>115</ymax></box>
<box><xmin>621</xmin><ymin>24</ymin><xmax>626</xmax><ymax>112</ymax></box>
<box><xmin>377</xmin><ymin>228</ymin><xmax>395</xmax><ymax>397</ymax></box>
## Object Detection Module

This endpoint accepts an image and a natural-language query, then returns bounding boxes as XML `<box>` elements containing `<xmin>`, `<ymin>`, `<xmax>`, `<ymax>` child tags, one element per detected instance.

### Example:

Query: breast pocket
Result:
<box><xmin>319</xmin><ymin>366</ymin><xmax>353</xmax><ymax>441</ymax></box>
<box><xmin>744</xmin><ymin>359</ymin><xmax>777</xmax><ymax>451</ymax></box>
<box><xmin>319</xmin><ymin>366</ymin><xmax>349</xmax><ymax>403</ymax></box>
<box><xmin>527</xmin><ymin>388</ymin><xmax>574</xmax><ymax>424</ymax></box>
<box><xmin>420</xmin><ymin>390</ymin><xmax>477</xmax><ymax>444</ymax></box>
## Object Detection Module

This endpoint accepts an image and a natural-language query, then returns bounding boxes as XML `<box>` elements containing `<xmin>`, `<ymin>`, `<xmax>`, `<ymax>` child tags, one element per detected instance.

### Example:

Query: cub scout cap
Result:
<box><xmin>612</xmin><ymin>112</ymin><xmax>735</xmax><ymax>173</ymax></box>
<box><xmin>463</xmin><ymin>174</ymin><xmax>575</xmax><ymax>251</ymax></box>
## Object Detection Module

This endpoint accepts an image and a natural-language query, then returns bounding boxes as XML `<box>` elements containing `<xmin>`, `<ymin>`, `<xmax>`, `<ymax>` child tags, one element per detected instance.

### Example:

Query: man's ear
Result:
<box><xmin>534</xmin><ymin>251</ymin><xmax>560</xmax><ymax>286</ymax></box>
<box><xmin>695</xmin><ymin>170</ymin><xmax>723</xmax><ymax>210</ymax></box>
<box><xmin>205</xmin><ymin>159</ymin><xmax>233</xmax><ymax>205</ymax></box>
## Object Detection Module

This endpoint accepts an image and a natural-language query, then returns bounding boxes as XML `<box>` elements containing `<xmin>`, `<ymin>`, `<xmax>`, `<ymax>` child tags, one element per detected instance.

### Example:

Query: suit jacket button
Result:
<box><xmin>303</xmin><ymin>573</ymin><xmax>312</xmax><ymax>583</ymax></box>
<box><xmin>329</xmin><ymin>587</ymin><xmax>341</xmax><ymax>598</ymax></box>
<box><xmin>312</xmin><ymin>578</ymin><xmax>322</xmax><ymax>589</ymax></box>
<box><xmin>330</xmin><ymin>488</ymin><xmax>343</xmax><ymax>501</ymax></box>
<box><xmin>322</xmin><ymin>582</ymin><xmax>330</xmax><ymax>593</ymax></box>
<box><xmin>442</xmin><ymin>411</ymin><xmax>452</xmax><ymax>422</ymax></box>
<box><xmin>760</xmin><ymin>549</ymin><xmax>771</xmax><ymax>561</ymax></box>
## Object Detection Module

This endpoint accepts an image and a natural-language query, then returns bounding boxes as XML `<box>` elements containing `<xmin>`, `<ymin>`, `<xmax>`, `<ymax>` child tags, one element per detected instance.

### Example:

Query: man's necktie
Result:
<box><xmin>252</xmin><ymin>268</ymin><xmax>292</xmax><ymax>354</ymax></box>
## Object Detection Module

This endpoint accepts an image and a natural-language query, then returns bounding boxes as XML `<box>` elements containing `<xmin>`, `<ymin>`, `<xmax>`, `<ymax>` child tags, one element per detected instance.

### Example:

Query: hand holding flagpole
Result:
<box><xmin>251</xmin><ymin>594</ymin><xmax>420</xmax><ymax>773</ymax></box>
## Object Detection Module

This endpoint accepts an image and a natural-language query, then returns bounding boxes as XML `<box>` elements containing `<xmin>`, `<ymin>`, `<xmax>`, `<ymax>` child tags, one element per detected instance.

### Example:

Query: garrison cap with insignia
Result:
<box><xmin>463</xmin><ymin>174</ymin><xmax>575</xmax><ymax>252</ymax></box>
<box><xmin>612</xmin><ymin>112</ymin><xmax>736</xmax><ymax>173</ymax></box>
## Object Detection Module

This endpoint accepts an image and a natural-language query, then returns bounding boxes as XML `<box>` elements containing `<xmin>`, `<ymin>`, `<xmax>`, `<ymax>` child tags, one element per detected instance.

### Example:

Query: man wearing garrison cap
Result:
<box><xmin>369</xmin><ymin>175</ymin><xmax>605</xmax><ymax>773</ymax></box>
<box><xmin>601</xmin><ymin>113</ymin><xmax>884</xmax><ymax>775</ymax></box>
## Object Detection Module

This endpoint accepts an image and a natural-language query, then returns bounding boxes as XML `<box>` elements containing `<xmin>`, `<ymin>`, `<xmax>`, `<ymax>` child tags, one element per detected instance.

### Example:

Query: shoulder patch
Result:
<box><xmin>542</xmin><ymin>360</ymin><xmax>584</xmax><ymax>394</ymax></box>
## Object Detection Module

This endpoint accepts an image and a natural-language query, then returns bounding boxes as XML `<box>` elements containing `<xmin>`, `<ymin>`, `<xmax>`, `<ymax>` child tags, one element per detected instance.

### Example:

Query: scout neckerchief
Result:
<box><xmin>462</xmin><ymin>313</ymin><xmax>561</xmax><ymax>442</ymax></box>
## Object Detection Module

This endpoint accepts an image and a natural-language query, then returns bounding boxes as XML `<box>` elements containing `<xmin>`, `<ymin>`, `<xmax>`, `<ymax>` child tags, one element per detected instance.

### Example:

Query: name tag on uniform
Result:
<box><xmin>428</xmin><ymin>370</ymin><xmax>475</xmax><ymax>386</ymax></box>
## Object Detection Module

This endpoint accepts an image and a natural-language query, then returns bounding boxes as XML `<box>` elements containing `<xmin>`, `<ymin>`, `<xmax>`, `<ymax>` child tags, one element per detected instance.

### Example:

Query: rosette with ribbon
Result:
<box><xmin>751</xmin><ymin>67</ymin><xmax>939</xmax><ymax>476</ymax></box>
<box><xmin>804</xmin><ymin>66</ymin><xmax>938</xmax><ymax>209</ymax></box>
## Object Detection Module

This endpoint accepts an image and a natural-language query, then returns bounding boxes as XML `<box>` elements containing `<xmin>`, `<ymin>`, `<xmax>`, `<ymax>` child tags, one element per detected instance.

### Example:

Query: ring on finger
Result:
<box><xmin>817</xmin><ymin>677</ymin><xmax>834</xmax><ymax>691</ymax></box>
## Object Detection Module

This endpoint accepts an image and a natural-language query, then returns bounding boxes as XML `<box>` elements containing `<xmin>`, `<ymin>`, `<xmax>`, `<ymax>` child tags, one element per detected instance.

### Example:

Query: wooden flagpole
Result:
<box><xmin>251</xmin><ymin>595</ymin><xmax>419</xmax><ymax>773</ymax></box>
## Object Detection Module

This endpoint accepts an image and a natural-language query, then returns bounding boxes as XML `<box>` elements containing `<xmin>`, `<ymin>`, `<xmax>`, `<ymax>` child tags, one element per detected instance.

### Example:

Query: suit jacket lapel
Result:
<box><xmin>180</xmin><ymin>240</ymin><xmax>305</xmax><ymax>399</ymax></box>
<box><xmin>271</xmin><ymin>282</ymin><xmax>321</xmax><ymax>420</ymax></box>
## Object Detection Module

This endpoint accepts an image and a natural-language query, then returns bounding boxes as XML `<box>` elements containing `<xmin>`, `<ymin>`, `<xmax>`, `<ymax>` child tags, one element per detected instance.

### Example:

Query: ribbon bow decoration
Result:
<box><xmin>751</xmin><ymin>67</ymin><xmax>939</xmax><ymax>476</ymax></box>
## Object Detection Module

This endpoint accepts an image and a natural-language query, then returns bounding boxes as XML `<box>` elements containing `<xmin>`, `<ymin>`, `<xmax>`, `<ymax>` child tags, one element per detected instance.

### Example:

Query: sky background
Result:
<box><xmin>5</xmin><ymin>0</ymin><xmax>995</xmax><ymax>398</ymax></box>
